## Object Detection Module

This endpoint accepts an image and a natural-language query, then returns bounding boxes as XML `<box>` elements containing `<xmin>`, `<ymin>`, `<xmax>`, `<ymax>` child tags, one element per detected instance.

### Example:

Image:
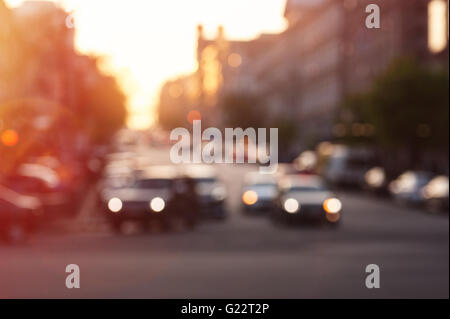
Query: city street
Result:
<box><xmin>1</xmin><ymin>0</ymin><xmax>449</xmax><ymax>304</ymax></box>
<box><xmin>0</xmin><ymin>147</ymin><xmax>448</xmax><ymax>299</ymax></box>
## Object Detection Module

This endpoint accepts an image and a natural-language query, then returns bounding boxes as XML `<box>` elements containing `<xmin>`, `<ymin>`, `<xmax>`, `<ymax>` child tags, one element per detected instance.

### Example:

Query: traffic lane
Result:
<box><xmin>0</xmin><ymin>190</ymin><xmax>448</xmax><ymax>298</ymax></box>
<box><xmin>0</xmin><ymin>234</ymin><xmax>446</xmax><ymax>298</ymax></box>
<box><xmin>335</xmin><ymin>191</ymin><xmax>448</xmax><ymax>239</ymax></box>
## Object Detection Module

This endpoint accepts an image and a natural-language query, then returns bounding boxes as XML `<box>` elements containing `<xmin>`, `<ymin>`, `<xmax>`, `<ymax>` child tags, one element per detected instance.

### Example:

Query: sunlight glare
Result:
<box><xmin>5</xmin><ymin>0</ymin><xmax>287</xmax><ymax>129</ymax></box>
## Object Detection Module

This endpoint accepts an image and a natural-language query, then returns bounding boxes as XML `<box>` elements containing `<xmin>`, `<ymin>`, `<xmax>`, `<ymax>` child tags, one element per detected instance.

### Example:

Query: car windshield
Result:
<box><xmin>135</xmin><ymin>178</ymin><xmax>172</xmax><ymax>189</ymax></box>
<box><xmin>288</xmin><ymin>185</ymin><xmax>326</xmax><ymax>192</ymax></box>
<box><xmin>196</xmin><ymin>178</ymin><xmax>216</xmax><ymax>184</ymax></box>
<box><xmin>252</xmin><ymin>183</ymin><xmax>277</xmax><ymax>188</ymax></box>
<box><xmin>104</xmin><ymin>177</ymin><xmax>132</xmax><ymax>189</ymax></box>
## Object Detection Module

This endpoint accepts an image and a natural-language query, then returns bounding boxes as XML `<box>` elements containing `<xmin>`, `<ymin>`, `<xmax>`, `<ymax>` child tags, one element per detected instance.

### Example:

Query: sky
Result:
<box><xmin>6</xmin><ymin>0</ymin><xmax>288</xmax><ymax>129</ymax></box>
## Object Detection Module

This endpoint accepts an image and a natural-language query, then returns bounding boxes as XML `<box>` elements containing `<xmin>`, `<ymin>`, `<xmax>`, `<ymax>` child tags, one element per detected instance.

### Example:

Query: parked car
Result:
<box><xmin>7</xmin><ymin>163</ymin><xmax>75</xmax><ymax>218</ymax></box>
<box><xmin>241</xmin><ymin>172</ymin><xmax>278</xmax><ymax>213</ymax></box>
<box><xmin>272</xmin><ymin>174</ymin><xmax>342</xmax><ymax>227</ymax></box>
<box><xmin>389</xmin><ymin>171</ymin><xmax>434</xmax><ymax>206</ymax></box>
<box><xmin>421</xmin><ymin>175</ymin><xmax>449</xmax><ymax>213</ymax></box>
<box><xmin>0</xmin><ymin>184</ymin><xmax>42</xmax><ymax>243</ymax></box>
<box><xmin>101</xmin><ymin>166</ymin><xmax>199</xmax><ymax>233</ymax></box>
<box><xmin>182</xmin><ymin>165</ymin><xmax>227</xmax><ymax>220</ymax></box>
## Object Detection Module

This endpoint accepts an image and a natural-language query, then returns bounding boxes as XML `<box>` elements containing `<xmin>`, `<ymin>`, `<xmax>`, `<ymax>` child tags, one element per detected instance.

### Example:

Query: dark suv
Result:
<box><xmin>101</xmin><ymin>166</ymin><xmax>199</xmax><ymax>232</ymax></box>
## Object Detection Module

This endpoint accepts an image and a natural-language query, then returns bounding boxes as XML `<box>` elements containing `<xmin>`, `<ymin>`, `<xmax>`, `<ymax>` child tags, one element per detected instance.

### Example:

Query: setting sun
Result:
<box><xmin>5</xmin><ymin>0</ymin><xmax>287</xmax><ymax>129</ymax></box>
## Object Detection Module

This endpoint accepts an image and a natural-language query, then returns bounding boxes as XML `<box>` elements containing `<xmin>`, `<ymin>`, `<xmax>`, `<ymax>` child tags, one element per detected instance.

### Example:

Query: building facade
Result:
<box><xmin>157</xmin><ymin>0</ymin><xmax>448</xmax><ymax>149</ymax></box>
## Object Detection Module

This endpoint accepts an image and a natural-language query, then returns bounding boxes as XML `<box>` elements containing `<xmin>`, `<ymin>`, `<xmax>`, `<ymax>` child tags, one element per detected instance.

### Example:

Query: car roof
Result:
<box><xmin>136</xmin><ymin>165</ymin><xmax>178</xmax><ymax>180</ymax></box>
<box><xmin>245</xmin><ymin>171</ymin><xmax>277</xmax><ymax>185</ymax></box>
<box><xmin>181</xmin><ymin>164</ymin><xmax>217</xmax><ymax>179</ymax></box>
<box><xmin>279</xmin><ymin>174</ymin><xmax>325</xmax><ymax>189</ymax></box>
<box><xmin>17</xmin><ymin>163</ymin><xmax>60</xmax><ymax>188</ymax></box>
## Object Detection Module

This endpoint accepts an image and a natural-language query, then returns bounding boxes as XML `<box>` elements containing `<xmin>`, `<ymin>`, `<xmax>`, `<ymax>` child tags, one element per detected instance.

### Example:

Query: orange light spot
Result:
<box><xmin>323</xmin><ymin>198</ymin><xmax>342</xmax><ymax>214</ymax></box>
<box><xmin>1</xmin><ymin>130</ymin><xmax>19</xmax><ymax>147</ymax></box>
<box><xmin>326</xmin><ymin>212</ymin><xmax>341</xmax><ymax>223</ymax></box>
<box><xmin>187</xmin><ymin>110</ymin><xmax>202</xmax><ymax>124</ymax></box>
<box><xmin>228</xmin><ymin>53</ymin><xmax>242</xmax><ymax>68</ymax></box>
<box><xmin>242</xmin><ymin>190</ymin><xmax>258</xmax><ymax>206</ymax></box>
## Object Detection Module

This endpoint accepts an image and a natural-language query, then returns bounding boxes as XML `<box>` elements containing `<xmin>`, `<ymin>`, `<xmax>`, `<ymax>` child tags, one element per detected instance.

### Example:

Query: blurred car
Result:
<box><xmin>389</xmin><ymin>171</ymin><xmax>434</xmax><ymax>206</ymax></box>
<box><xmin>293</xmin><ymin>150</ymin><xmax>318</xmax><ymax>173</ymax></box>
<box><xmin>101</xmin><ymin>166</ymin><xmax>199</xmax><ymax>233</ymax></box>
<box><xmin>4</xmin><ymin>163</ymin><xmax>75</xmax><ymax>218</ymax></box>
<box><xmin>275</xmin><ymin>163</ymin><xmax>300</xmax><ymax>177</ymax></box>
<box><xmin>182</xmin><ymin>165</ymin><xmax>227</xmax><ymax>220</ymax></box>
<box><xmin>323</xmin><ymin>145</ymin><xmax>378</xmax><ymax>188</ymax></box>
<box><xmin>421</xmin><ymin>175</ymin><xmax>449</xmax><ymax>213</ymax></box>
<box><xmin>0</xmin><ymin>185</ymin><xmax>42</xmax><ymax>243</ymax></box>
<box><xmin>241</xmin><ymin>172</ymin><xmax>278</xmax><ymax>213</ymax></box>
<box><xmin>272</xmin><ymin>175</ymin><xmax>342</xmax><ymax>226</ymax></box>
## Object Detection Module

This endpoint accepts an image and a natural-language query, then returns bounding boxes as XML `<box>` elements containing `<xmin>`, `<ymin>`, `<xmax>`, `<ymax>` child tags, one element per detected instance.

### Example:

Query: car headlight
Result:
<box><xmin>212</xmin><ymin>186</ymin><xmax>227</xmax><ymax>201</ymax></box>
<box><xmin>150</xmin><ymin>197</ymin><xmax>165</xmax><ymax>212</ymax></box>
<box><xmin>108</xmin><ymin>197</ymin><xmax>123</xmax><ymax>213</ymax></box>
<box><xmin>242</xmin><ymin>190</ymin><xmax>258</xmax><ymax>206</ymax></box>
<box><xmin>323</xmin><ymin>198</ymin><xmax>342</xmax><ymax>214</ymax></box>
<box><xmin>365</xmin><ymin>167</ymin><xmax>385</xmax><ymax>188</ymax></box>
<box><xmin>283</xmin><ymin>198</ymin><xmax>299</xmax><ymax>214</ymax></box>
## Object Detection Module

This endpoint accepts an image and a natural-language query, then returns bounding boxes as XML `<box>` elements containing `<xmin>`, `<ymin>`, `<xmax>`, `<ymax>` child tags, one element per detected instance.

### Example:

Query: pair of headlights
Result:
<box><xmin>283</xmin><ymin>197</ymin><xmax>342</xmax><ymax>214</ymax></box>
<box><xmin>107</xmin><ymin>197</ymin><xmax>165</xmax><ymax>213</ymax></box>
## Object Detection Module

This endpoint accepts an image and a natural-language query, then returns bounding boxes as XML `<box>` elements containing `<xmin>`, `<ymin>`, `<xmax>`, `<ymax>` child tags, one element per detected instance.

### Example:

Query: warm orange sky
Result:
<box><xmin>6</xmin><ymin>0</ymin><xmax>288</xmax><ymax>129</ymax></box>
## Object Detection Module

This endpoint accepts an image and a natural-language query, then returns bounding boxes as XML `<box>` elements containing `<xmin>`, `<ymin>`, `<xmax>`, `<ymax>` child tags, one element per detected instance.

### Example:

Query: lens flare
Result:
<box><xmin>242</xmin><ymin>190</ymin><xmax>258</xmax><ymax>205</ymax></box>
<box><xmin>365</xmin><ymin>167</ymin><xmax>385</xmax><ymax>188</ymax></box>
<box><xmin>108</xmin><ymin>197</ymin><xmax>123</xmax><ymax>213</ymax></box>
<box><xmin>323</xmin><ymin>198</ymin><xmax>342</xmax><ymax>214</ymax></box>
<box><xmin>150</xmin><ymin>197</ymin><xmax>165</xmax><ymax>212</ymax></box>
<box><xmin>1</xmin><ymin>129</ymin><xmax>19</xmax><ymax>147</ymax></box>
<box><xmin>283</xmin><ymin>198</ymin><xmax>299</xmax><ymax>214</ymax></box>
<box><xmin>187</xmin><ymin>110</ymin><xmax>202</xmax><ymax>125</ymax></box>
<box><xmin>228</xmin><ymin>53</ymin><xmax>242</xmax><ymax>67</ymax></box>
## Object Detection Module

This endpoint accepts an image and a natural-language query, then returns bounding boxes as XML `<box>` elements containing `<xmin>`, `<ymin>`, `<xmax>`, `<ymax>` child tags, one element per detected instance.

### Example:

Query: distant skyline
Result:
<box><xmin>6</xmin><ymin>0</ymin><xmax>288</xmax><ymax>129</ymax></box>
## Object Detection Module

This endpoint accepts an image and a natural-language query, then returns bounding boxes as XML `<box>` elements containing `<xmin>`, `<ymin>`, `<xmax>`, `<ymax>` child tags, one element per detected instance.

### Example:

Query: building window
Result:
<box><xmin>428</xmin><ymin>0</ymin><xmax>448</xmax><ymax>53</ymax></box>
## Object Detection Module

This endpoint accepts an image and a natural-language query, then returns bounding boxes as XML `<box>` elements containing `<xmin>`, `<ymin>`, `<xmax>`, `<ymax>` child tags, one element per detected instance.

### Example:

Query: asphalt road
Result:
<box><xmin>0</xmin><ymin>148</ymin><xmax>448</xmax><ymax>298</ymax></box>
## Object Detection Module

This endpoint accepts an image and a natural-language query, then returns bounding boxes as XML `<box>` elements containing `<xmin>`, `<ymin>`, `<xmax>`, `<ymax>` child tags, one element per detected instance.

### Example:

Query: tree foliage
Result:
<box><xmin>341</xmin><ymin>58</ymin><xmax>449</xmax><ymax>151</ymax></box>
<box><xmin>75</xmin><ymin>57</ymin><xmax>127</xmax><ymax>143</ymax></box>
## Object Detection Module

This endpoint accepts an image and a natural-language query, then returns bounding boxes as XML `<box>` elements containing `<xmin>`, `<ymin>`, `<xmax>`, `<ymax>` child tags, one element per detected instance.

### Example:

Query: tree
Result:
<box><xmin>75</xmin><ymin>57</ymin><xmax>127</xmax><ymax>143</ymax></box>
<box><xmin>340</xmin><ymin>58</ymin><xmax>449</xmax><ymax>151</ymax></box>
<box><xmin>369</xmin><ymin>58</ymin><xmax>448</xmax><ymax>150</ymax></box>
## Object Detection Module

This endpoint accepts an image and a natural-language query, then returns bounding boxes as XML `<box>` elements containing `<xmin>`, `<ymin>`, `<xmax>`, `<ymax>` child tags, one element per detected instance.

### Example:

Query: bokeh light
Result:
<box><xmin>187</xmin><ymin>110</ymin><xmax>202</xmax><ymax>124</ymax></box>
<box><xmin>150</xmin><ymin>197</ymin><xmax>165</xmax><ymax>212</ymax></box>
<box><xmin>242</xmin><ymin>190</ymin><xmax>258</xmax><ymax>206</ymax></box>
<box><xmin>284</xmin><ymin>198</ymin><xmax>299</xmax><ymax>214</ymax></box>
<box><xmin>323</xmin><ymin>198</ymin><xmax>343</xmax><ymax>214</ymax></box>
<box><xmin>1</xmin><ymin>129</ymin><xmax>19</xmax><ymax>147</ymax></box>
<box><xmin>108</xmin><ymin>197</ymin><xmax>123</xmax><ymax>213</ymax></box>
<box><xmin>228</xmin><ymin>53</ymin><xmax>242</xmax><ymax>68</ymax></box>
